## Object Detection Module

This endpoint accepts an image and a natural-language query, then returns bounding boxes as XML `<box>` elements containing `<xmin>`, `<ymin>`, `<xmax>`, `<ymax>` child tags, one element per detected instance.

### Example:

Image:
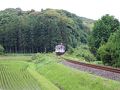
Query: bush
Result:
<box><xmin>0</xmin><ymin>45</ymin><xmax>4</xmax><ymax>55</ymax></box>
<box><xmin>67</xmin><ymin>45</ymin><xmax>74</xmax><ymax>54</ymax></box>
<box><xmin>97</xmin><ymin>45</ymin><xmax>112</xmax><ymax>65</ymax></box>
<box><xmin>98</xmin><ymin>30</ymin><xmax>120</xmax><ymax>67</ymax></box>
<box><xmin>68</xmin><ymin>45</ymin><xmax>96</xmax><ymax>62</ymax></box>
<box><xmin>31</xmin><ymin>53</ymin><xmax>54</xmax><ymax>65</ymax></box>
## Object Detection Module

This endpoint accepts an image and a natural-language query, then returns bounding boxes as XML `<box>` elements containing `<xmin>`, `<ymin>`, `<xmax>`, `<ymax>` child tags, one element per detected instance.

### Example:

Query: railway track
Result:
<box><xmin>62</xmin><ymin>58</ymin><xmax>120</xmax><ymax>74</ymax></box>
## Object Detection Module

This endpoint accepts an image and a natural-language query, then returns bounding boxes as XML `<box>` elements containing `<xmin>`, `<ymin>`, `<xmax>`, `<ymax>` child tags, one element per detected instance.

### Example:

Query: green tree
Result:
<box><xmin>0</xmin><ymin>8</ymin><xmax>90</xmax><ymax>53</ymax></box>
<box><xmin>89</xmin><ymin>14</ymin><xmax>119</xmax><ymax>53</ymax></box>
<box><xmin>98</xmin><ymin>29</ymin><xmax>120</xmax><ymax>67</ymax></box>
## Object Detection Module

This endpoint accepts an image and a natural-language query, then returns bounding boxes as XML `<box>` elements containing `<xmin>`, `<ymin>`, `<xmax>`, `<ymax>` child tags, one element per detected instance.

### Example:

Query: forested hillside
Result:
<box><xmin>0</xmin><ymin>8</ymin><xmax>93</xmax><ymax>53</ymax></box>
<box><xmin>79</xmin><ymin>17</ymin><xmax>95</xmax><ymax>31</ymax></box>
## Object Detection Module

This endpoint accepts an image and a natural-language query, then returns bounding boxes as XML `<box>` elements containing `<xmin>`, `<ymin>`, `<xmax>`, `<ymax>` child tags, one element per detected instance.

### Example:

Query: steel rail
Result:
<box><xmin>63</xmin><ymin>58</ymin><xmax>120</xmax><ymax>74</ymax></box>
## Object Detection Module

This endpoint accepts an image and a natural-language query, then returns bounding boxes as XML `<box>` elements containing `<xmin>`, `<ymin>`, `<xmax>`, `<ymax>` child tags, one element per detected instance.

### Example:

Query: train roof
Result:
<box><xmin>55</xmin><ymin>44</ymin><xmax>65</xmax><ymax>49</ymax></box>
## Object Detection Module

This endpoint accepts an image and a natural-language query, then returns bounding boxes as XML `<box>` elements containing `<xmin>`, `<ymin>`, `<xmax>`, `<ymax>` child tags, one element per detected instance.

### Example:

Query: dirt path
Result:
<box><xmin>61</xmin><ymin>60</ymin><xmax>120</xmax><ymax>81</ymax></box>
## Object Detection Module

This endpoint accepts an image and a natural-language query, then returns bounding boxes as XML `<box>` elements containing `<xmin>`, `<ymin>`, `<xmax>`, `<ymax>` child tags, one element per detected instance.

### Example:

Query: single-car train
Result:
<box><xmin>55</xmin><ymin>43</ymin><xmax>65</xmax><ymax>55</ymax></box>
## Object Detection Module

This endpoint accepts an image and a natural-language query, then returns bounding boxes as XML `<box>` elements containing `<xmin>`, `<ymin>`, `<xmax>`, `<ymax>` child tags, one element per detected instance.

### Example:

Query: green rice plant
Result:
<box><xmin>0</xmin><ymin>61</ymin><xmax>41</xmax><ymax>90</ymax></box>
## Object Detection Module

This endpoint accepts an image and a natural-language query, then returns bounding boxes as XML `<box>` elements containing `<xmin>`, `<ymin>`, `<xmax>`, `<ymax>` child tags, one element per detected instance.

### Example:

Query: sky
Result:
<box><xmin>0</xmin><ymin>0</ymin><xmax>120</xmax><ymax>20</ymax></box>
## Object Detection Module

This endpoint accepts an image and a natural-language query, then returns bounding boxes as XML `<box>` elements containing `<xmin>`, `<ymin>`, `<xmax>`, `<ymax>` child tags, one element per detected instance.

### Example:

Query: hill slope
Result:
<box><xmin>0</xmin><ymin>8</ymin><xmax>94</xmax><ymax>53</ymax></box>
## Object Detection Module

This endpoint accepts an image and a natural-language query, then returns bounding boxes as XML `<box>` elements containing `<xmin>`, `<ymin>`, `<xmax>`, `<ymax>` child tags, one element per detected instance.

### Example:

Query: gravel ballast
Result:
<box><xmin>61</xmin><ymin>60</ymin><xmax>120</xmax><ymax>81</ymax></box>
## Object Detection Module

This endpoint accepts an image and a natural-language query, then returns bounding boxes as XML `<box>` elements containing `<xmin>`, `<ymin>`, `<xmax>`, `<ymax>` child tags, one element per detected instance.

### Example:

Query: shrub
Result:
<box><xmin>31</xmin><ymin>53</ymin><xmax>54</xmax><ymax>65</ymax></box>
<box><xmin>67</xmin><ymin>45</ymin><xmax>74</xmax><ymax>54</ymax></box>
<box><xmin>98</xmin><ymin>30</ymin><xmax>120</xmax><ymax>67</ymax></box>
<box><xmin>69</xmin><ymin>45</ymin><xmax>96</xmax><ymax>62</ymax></box>
<box><xmin>97</xmin><ymin>45</ymin><xmax>112</xmax><ymax>65</ymax></box>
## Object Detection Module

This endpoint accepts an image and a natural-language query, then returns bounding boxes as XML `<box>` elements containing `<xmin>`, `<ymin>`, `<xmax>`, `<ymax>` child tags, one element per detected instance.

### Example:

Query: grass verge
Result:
<box><xmin>28</xmin><ymin>63</ymin><xmax>60</xmax><ymax>90</ymax></box>
<box><xmin>35</xmin><ymin>53</ymin><xmax>120</xmax><ymax>90</ymax></box>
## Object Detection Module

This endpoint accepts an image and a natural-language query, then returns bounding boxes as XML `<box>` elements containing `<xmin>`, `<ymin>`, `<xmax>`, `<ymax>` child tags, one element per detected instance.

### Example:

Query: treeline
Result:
<box><xmin>0</xmin><ymin>8</ymin><xmax>89</xmax><ymax>53</ymax></box>
<box><xmin>89</xmin><ymin>14</ymin><xmax>120</xmax><ymax>67</ymax></box>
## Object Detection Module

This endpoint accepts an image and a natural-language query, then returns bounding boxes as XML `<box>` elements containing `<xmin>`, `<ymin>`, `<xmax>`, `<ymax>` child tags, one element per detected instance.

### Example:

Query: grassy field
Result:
<box><xmin>0</xmin><ymin>53</ymin><xmax>120</xmax><ymax>90</ymax></box>
<box><xmin>36</xmin><ymin>54</ymin><xmax>120</xmax><ymax>90</ymax></box>
<box><xmin>0</xmin><ymin>54</ymin><xmax>32</xmax><ymax>61</ymax></box>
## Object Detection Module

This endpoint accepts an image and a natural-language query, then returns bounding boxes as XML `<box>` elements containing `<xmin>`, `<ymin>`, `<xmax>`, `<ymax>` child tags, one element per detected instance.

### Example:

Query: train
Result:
<box><xmin>55</xmin><ymin>43</ymin><xmax>65</xmax><ymax>55</ymax></box>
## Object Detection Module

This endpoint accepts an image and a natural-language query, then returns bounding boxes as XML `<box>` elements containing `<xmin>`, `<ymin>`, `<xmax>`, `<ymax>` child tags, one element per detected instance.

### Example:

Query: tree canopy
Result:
<box><xmin>98</xmin><ymin>29</ymin><xmax>120</xmax><ymax>67</ymax></box>
<box><xmin>88</xmin><ymin>14</ymin><xmax>120</xmax><ymax>67</ymax></box>
<box><xmin>89</xmin><ymin>14</ymin><xmax>119</xmax><ymax>51</ymax></box>
<box><xmin>0</xmin><ymin>8</ymin><xmax>90</xmax><ymax>53</ymax></box>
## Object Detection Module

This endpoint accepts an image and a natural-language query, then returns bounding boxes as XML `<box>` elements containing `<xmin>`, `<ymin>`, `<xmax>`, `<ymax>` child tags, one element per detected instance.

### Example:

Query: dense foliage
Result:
<box><xmin>0</xmin><ymin>44</ymin><xmax>4</xmax><ymax>54</ymax></box>
<box><xmin>67</xmin><ymin>45</ymin><xmax>96</xmax><ymax>62</ymax></box>
<box><xmin>89</xmin><ymin>14</ymin><xmax>119</xmax><ymax>54</ymax></box>
<box><xmin>89</xmin><ymin>14</ymin><xmax>120</xmax><ymax>67</ymax></box>
<box><xmin>0</xmin><ymin>8</ymin><xmax>90</xmax><ymax>53</ymax></box>
<box><xmin>98</xmin><ymin>29</ymin><xmax>120</xmax><ymax>67</ymax></box>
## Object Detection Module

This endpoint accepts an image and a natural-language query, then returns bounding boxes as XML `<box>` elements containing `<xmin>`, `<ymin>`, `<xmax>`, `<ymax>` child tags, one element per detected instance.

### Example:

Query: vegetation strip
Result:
<box><xmin>27</xmin><ymin>63</ymin><xmax>60</xmax><ymax>90</ymax></box>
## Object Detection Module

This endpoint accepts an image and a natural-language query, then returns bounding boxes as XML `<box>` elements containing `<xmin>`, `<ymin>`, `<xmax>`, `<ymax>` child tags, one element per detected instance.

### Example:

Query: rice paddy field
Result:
<box><xmin>0</xmin><ymin>54</ymin><xmax>59</xmax><ymax>90</ymax></box>
<box><xmin>0</xmin><ymin>61</ymin><xmax>41</xmax><ymax>90</ymax></box>
<box><xmin>0</xmin><ymin>53</ymin><xmax>120</xmax><ymax>90</ymax></box>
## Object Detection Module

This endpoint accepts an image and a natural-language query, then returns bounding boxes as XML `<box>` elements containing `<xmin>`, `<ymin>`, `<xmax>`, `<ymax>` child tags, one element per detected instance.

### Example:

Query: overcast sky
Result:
<box><xmin>0</xmin><ymin>0</ymin><xmax>120</xmax><ymax>20</ymax></box>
